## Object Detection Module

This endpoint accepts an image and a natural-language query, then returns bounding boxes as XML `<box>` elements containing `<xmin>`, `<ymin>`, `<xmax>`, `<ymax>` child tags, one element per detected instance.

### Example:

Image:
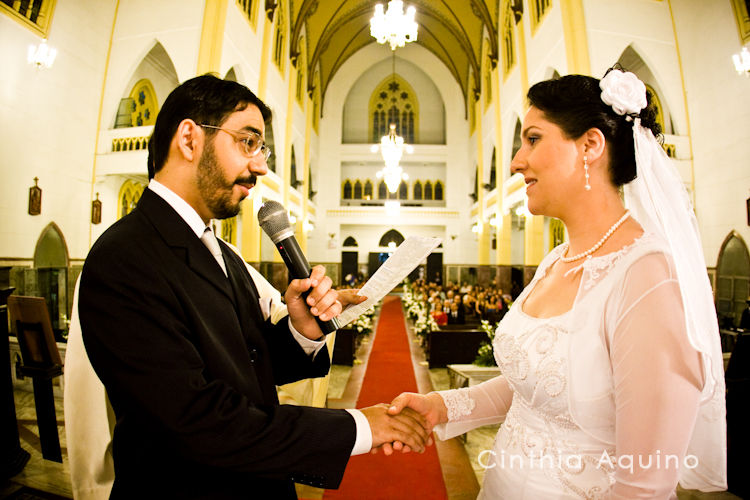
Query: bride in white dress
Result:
<box><xmin>388</xmin><ymin>69</ymin><xmax>727</xmax><ymax>499</ymax></box>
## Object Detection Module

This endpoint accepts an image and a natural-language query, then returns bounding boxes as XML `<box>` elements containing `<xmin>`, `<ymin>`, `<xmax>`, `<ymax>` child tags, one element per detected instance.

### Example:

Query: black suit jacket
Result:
<box><xmin>79</xmin><ymin>188</ymin><xmax>356</xmax><ymax>499</ymax></box>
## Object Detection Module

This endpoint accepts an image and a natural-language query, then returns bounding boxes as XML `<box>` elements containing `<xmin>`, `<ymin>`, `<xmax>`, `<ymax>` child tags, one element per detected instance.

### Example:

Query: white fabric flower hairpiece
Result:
<box><xmin>599</xmin><ymin>69</ymin><xmax>647</xmax><ymax>118</ymax></box>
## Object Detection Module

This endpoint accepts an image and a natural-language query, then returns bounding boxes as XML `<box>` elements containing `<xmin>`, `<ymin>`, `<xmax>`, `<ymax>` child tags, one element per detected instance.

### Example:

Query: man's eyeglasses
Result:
<box><xmin>199</xmin><ymin>124</ymin><xmax>272</xmax><ymax>161</ymax></box>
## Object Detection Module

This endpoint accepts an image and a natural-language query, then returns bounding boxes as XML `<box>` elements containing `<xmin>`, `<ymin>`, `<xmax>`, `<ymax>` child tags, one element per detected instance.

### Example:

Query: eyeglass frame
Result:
<box><xmin>198</xmin><ymin>124</ymin><xmax>272</xmax><ymax>161</ymax></box>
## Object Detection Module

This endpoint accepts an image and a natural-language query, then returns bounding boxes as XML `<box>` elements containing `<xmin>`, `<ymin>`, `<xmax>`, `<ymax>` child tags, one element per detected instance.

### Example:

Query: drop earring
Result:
<box><xmin>584</xmin><ymin>154</ymin><xmax>591</xmax><ymax>191</ymax></box>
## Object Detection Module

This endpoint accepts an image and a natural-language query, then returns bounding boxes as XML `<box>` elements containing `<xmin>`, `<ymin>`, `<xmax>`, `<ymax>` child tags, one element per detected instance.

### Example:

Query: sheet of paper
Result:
<box><xmin>336</xmin><ymin>235</ymin><xmax>442</xmax><ymax>327</ymax></box>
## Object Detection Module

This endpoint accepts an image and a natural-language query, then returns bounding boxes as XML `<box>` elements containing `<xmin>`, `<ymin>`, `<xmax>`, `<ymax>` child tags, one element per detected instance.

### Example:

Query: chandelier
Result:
<box><xmin>370</xmin><ymin>0</ymin><xmax>418</xmax><ymax>51</ymax></box>
<box><xmin>28</xmin><ymin>39</ymin><xmax>57</xmax><ymax>69</ymax></box>
<box><xmin>733</xmin><ymin>46</ymin><xmax>750</xmax><ymax>75</ymax></box>
<box><xmin>371</xmin><ymin>124</ymin><xmax>412</xmax><ymax>192</ymax></box>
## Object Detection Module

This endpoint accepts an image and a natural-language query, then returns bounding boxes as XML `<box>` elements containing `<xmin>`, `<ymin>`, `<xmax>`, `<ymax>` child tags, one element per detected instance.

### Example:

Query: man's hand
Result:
<box><xmin>285</xmin><ymin>267</ymin><xmax>367</xmax><ymax>340</ymax></box>
<box><xmin>376</xmin><ymin>392</ymin><xmax>448</xmax><ymax>454</ymax></box>
<box><xmin>361</xmin><ymin>404</ymin><xmax>431</xmax><ymax>455</ymax></box>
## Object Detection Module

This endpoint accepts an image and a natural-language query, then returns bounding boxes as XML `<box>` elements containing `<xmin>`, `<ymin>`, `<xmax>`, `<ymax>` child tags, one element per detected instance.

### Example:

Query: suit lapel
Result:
<box><xmin>136</xmin><ymin>189</ymin><xmax>234</xmax><ymax>301</ymax></box>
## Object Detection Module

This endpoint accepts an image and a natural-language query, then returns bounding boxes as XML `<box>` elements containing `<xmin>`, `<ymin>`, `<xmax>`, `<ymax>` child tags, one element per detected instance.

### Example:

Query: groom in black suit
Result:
<box><xmin>78</xmin><ymin>75</ymin><xmax>429</xmax><ymax>499</ymax></box>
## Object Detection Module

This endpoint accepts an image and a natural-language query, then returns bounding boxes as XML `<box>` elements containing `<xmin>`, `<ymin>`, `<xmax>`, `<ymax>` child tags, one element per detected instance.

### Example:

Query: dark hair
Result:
<box><xmin>147</xmin><ymin>74</ymin><xmax>272</xmax><ymax>178</ymax></box>
<box><xmin>526</xmin><ymin>68</ymin><xmax>661</xmax><ymax>187</ymax></box>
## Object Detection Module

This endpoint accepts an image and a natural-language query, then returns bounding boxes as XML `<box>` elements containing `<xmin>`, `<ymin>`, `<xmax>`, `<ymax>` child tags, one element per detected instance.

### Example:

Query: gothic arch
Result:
<box><xmin>379</xmin><ymin>229</ymin><xmax>405</xmax><ymax>247</ymax></box>
<box><xmin>368</xmin><ymin>73</ymin><xmax>419</xmax><ymax>143</ymax></box>
<box><xmin>716</xmin><ymin>231</ymin><xmax>750</xmax><ymax>326</ymax></box>
<box><xmin>616</xmin><ymin>45</ymin><xmax>675</xmax><ymax>134</ymax></box>
<box><xmin>33</xmin><ymin>222</ymin><xmax>68</xmax><ymax>269</ymax></box>
<box><xmin>115</xmin><ymin>40</ymin><xmax>179</xmax><ymax>128</ymax></box>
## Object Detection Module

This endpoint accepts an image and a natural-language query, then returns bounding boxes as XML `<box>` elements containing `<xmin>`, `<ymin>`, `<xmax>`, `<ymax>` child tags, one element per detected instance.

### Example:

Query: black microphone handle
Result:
<box><xmin>275</xmin><ymin>235</ymin><xmax>340</xmax><ymax>335</ymax></box>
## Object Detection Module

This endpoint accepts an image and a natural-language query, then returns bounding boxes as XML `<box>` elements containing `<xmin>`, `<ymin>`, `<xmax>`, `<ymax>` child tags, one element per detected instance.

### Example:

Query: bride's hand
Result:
<box><xmin>389</xmin><ymin>392</ymin><xmax>447</xmax><ymax>429</ymax></box>
<box><xmin>374</xmin><ymin>392</ymin><xmax>448</xmax><ymax>454</ymax></box>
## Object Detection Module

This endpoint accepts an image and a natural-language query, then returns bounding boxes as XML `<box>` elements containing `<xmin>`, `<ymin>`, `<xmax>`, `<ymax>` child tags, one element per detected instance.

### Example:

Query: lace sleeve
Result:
<box><xmin>607</xmin><ymin>252</ymin><xmax>704</xmax><ymax>498</ymax></box>
<box><xmin>433</xmin><ymin>375</ymin><xmax>513</xmax><ymax>440</ymax></box>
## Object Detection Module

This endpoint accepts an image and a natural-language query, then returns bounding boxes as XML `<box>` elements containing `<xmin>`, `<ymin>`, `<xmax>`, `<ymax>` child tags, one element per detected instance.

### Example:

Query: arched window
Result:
<box><xmin>128</xmin><ymin>79</ymin><xmax>158</xmax><ymax>127</ymax></box>
<box><xmin>398</xmin><ymin>181</ymin><xmax>408</xmax><ymax>200</ymax></box>
<box><xmin>343</xmin><ymin>236</ymin><xmax>358</xmax><ymax>247</ymax></box>
<box><xmin>379</xmin><ymin>229</ymin><xmax>405</xmax><ymax>247</ymax></box>
<box><xmin>413</xmin><ymin>181</ymin><xmax>423</xmax><ymax>200</ymax></box>
<box><xmin>483</xmin><ymin>39</ymin><xmax>493</xmax><ymax>108</ymax></box>
<box><xmin>342</xmin><ymin>180</ymin><xmax>352</xmax><ymax>199</ymax></box>
<box><xmin>364</xmin><ymin>180</ymin><xmax>373</xmax><ymax>199</ymax></box>
<box><xmin>716</xmin><ymin>231</ymin><xmax>750</xmax><ymax>327</ymax></box>
<box><xmin>369</xmin><ymin>73</ymin><xmax>419</xmax><ymax>144</ymax></box>
<box><xmin>530</xmin><ymin>0</ymin><xmax>551</xmax><ymax>30</ymax></box>
<box><xmin>549</xmin><ymin>218</ymin><xmax>565</xmax><ymax>250</ymax></box>
<box><xmin>290</xmin><ymin>146</ymin><xmax>300</xmax><ymax>189</ymax></box>
<box><xmin>378</xmin><ymin>180</ymin><xmax>388</xmax><ymax>199</ymax></box>
<box><xmin>645</xmin><ymin>84</ymin><xmax>666</xmax><ymax>136</ymax></box>
<box><xmin>468</xmin><ymin>71</ymin><xmax>476</xmax><ymax>135</ymax></box>
<box><xmin>265</xmin><ymin>116</ymin><xmax>276</xmax><ymax>173</ymax></box>
<box><xmin>295</xmin><ymin>38</ymin><xmax>307</xmax><ymax>104</ymax></box>
<box><xmin>489</xmin><ymin>148</ymin><xmax>497</xmax><ymax>189</ymax></box>
<box><xmin>273</xmin><ymin>1</ymin><xmax>286</xmax><ymax>72</ymax></box>
<box><xmin>308</xmin><ymin>164</ymin><xmax>315</xmax><ymax>200</ymax></box>
<box><xmin>312</xmin><ymin>72</ymin><xmax>321</xmax><ymax>132</ymax></box>
<box><xmin>434</xmin><ymin>181</ymin><xmax>444</xmax><ymax>201</ymax></box>
<box><xmin>424</xmin><ymin>181</ymin><xmax>433</xmax><ymax>200</ymax></box>
<box><xmin>119</xmin><ymin>180</ymin><xmax>146</xmax><ymax>218</ymax></box>
<box><xmin>353</xmin><ymin>180</ymin><xmax>363</xmax><ymax>199</ymax></box>
<box><xmin>511</xmin><ymin>118</ymin><xmax>522</xmax><ymax>178</ymax></box>
<box><xmin>502</xmin><ymin>2</ymin><xmax>516</xmax><ymax>75</ymax></box>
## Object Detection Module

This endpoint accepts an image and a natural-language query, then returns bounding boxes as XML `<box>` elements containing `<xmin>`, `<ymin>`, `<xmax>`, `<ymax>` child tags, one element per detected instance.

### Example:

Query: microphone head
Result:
<box><xmin>257</xmin><ymin>200</ymin><xmax>295</xmax><ymax>243</ymax></box>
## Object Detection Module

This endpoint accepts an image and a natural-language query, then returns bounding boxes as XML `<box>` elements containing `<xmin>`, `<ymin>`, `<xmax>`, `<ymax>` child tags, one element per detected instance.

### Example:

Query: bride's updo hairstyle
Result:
<box><xmin>526</xmin><ymin>68</ymin><xmax>661</xmax><ymax>187</ymax></box>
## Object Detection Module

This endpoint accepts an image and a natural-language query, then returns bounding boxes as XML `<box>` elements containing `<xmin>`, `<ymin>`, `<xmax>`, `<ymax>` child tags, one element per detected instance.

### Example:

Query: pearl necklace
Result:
<box><xmin>560</xmin><ymin>211</ymin><xmax>631</xmax><ymax>263</ymax></box>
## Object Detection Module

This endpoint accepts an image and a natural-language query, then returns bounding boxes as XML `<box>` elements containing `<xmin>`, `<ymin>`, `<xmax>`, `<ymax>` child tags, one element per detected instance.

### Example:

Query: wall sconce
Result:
<box><xmin>288</xmin><ymin>213</ymin><xmax>297</xmax><ymax>224</ymax></box>
<box><xmin>91</xmin><ymin>193</ymin><xmax>102</xmax><ymax>224</ymax></box>
<box><xmin>303</xmin><ymin>219</ymin><xmax>314</xmax><ymax>233</ymax></box>
<box><xmin>471</xmin><ymin>223</ymin><xmax>481</xmax><ymax>234</ymax></box>
<box><xmin>28</xmin><ymin>177</ymin><xmax>41</xmax><ymax>215</ymax></box>
<box><xmin>489</xmin><ymin>215</ymin><xmax>501</xmax><ymax>228</ymax></box>
<box><xmin>733</xmin><ymin>46</ymin><xmax>750</xmax><ymax>76</ymax></box>
<box><xmin>450</xmin><ymin>234</ymin><xmax>457</xmax><ymax>240</ymax></box>
<box><xmin>28</xmin><ymin>39</ymin><xmax>57</xmax><ymax>69</ymax></box>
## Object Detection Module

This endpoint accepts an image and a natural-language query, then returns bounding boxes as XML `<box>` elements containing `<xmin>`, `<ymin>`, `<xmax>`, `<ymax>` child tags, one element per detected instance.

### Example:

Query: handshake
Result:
<box><xmin>361</xmin><ymin>392</ymin><xmax>449</xmax><ymax>455</ymax></box>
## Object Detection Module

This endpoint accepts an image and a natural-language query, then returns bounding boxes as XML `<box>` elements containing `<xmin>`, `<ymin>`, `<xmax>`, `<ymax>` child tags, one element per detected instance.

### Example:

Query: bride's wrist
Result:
<box><xmin>427</xmin><ymin>392</ymin><xmax>449</xmax><ymax>424</ymax></box>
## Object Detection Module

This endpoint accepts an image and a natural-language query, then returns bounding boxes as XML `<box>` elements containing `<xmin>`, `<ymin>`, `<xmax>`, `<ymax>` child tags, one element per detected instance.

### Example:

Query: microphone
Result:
<box><xmin>257</xmin><ymin>200</ymin><xmax>340</xmax><ymax>335</ymax></box>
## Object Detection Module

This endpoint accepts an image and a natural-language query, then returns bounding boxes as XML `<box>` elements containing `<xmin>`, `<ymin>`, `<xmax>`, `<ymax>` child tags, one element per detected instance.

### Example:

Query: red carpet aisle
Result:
<box><xmin>324</xmin><ymin>296</ymin><xmax>448</xmax><ymax>500</ymax></box>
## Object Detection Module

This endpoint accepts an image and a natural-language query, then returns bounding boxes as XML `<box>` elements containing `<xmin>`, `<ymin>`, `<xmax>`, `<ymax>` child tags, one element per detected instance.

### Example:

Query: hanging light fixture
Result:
<box><xmin>732</xmin><ymin>46</ymin><xmax>750</xmax><ymax>76</ymax></box>
<box><xmin>372</xmin><ymin>123</ymin><xmax>411</xmax><ymax>192</ymax></box>
<box><xmin>27</xmin><ymin>39</ymin><xmax>57</xmax><ymax>69</ymax></box>
<box><xmin>370</xmin><ymin>0</ymin><xmax>418</xmax><ymax>51</ymax></box>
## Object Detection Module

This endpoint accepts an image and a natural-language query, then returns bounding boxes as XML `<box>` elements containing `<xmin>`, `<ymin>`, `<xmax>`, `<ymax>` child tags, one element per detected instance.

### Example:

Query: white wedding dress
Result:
<box><xmin>434</xmin><ymin>234</ymin><xmax>725</xmax><ymax>499</ymax></box>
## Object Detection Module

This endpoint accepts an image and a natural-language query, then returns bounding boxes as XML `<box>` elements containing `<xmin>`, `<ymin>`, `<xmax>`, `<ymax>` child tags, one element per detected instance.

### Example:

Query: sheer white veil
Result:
<box><xmin>604</xmin><ymin>70</ymin><xmax>727</xmax><ymax>491</ymax></box>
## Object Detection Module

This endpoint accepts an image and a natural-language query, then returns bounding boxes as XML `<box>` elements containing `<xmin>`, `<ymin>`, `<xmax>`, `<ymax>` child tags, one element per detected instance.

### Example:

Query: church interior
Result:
<box><xmin>2</xmin><ymin>0</ymin><xmax>749</xmax><ymax>498</ymax></box>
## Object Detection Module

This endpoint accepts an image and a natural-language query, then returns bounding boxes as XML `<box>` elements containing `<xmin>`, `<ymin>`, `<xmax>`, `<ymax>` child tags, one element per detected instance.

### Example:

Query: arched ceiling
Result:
<box><xmin>282</xmin><ymin>0</ymin><xmax>500</xmax><ymax>105</ymax></box>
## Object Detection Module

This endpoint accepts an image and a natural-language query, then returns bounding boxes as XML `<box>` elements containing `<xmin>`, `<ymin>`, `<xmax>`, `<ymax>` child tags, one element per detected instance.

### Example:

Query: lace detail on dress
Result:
<box><xmin>562</xmin><ymin>233</ymin><xmax>650</xmax><ymax>290</ymax></box>
<box><xmin>439</xmin><ymin>388</ymin><xmax>476</xmax><ymax>422</ymax></box>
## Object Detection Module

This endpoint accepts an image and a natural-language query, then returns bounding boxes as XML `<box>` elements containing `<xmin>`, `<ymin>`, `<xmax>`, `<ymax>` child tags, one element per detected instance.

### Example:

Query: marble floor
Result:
<box><xmin>1</xmin><ymin>389</ymin><xmax>72</xmax><ymax>498</ymax></box>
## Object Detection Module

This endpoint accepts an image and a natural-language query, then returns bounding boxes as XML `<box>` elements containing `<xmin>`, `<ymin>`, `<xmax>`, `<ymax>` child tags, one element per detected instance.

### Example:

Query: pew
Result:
<box><xmin>426</xmin><ymin>327</ymin><xmax>490</xmax><ymax>368</ymax></box>
<box><xmin>332</xmin><ymin>328</ymin><xmax>359</xmax><ymax>366</ymax></box>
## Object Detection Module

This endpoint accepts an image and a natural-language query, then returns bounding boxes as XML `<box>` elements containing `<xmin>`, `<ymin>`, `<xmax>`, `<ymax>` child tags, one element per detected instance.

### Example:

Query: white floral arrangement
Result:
<box><xmin>402</xmin><ymin>281</ymin><xmax>436</xmax><ymax>337</ymax></box>
<box><xmin>599</xmin><ymin>69</ymin><xmax>647</xmax><ymax>117</ymax></box>
<box><xmin>475</xmin><ymin>319</ymin><xmax>500</xmax><ymax>366</ymax></box>
<box><xmin>354</xmin><ymin>309</ymin><xmax>373</xmax><ymax>334</ymax></box>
